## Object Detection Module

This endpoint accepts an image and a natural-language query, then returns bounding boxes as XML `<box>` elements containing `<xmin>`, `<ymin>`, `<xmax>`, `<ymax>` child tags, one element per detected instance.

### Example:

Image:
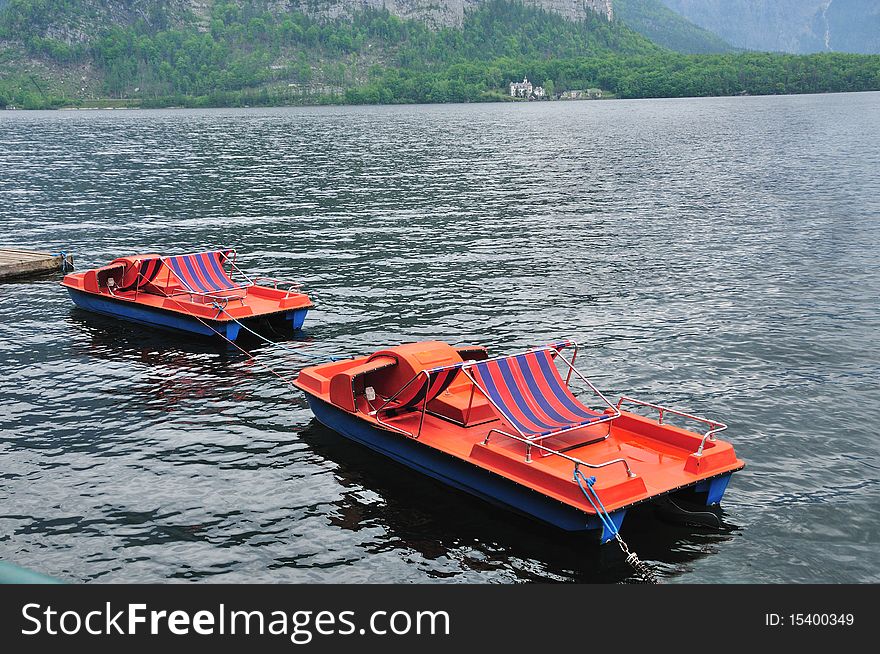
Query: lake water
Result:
<box><xmin>1</xmin><ymin>93</ymin><xmax>878</xmax><ymax>583</ymax></box>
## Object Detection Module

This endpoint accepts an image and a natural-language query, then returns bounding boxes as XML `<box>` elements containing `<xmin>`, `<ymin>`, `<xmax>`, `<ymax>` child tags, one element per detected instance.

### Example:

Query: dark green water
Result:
<box><xmin>1</xmin><ymin>93</ymin><xmax>878</xmax><ymax>583</ymax></box>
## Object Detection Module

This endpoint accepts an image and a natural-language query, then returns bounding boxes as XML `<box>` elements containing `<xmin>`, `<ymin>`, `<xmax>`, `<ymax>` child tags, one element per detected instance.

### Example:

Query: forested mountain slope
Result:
<box><xmin>0</xmin><ymin>0</ymin><xmax>878</xmax><ymax>108</ymax></box>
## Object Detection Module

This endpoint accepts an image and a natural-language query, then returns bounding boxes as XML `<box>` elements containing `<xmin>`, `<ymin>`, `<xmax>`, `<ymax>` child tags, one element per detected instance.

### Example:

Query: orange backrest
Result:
<box><xmin>329</xmin><ymin>356</ymin><xmax>397</xmax><ymax>413</ymax></box>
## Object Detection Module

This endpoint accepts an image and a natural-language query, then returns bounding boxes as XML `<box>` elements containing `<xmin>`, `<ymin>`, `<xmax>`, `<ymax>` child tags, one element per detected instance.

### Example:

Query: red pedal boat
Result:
<box><xmin>62</xmin><ymin>249</ymin><xmax>313</xmax><ymax>340</ymax></box>
<box><xmin>295</xmin><ymin>340</ymin><xmax>744</xmax><ymax>543</ymax></box>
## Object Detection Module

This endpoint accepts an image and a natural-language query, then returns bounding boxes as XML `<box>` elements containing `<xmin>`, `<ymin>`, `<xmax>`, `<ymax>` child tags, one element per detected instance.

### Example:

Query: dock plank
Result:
<box><xmin>0</xmin><ymin>248</ymin><xmax>74</xmax><ymax>281</ymax></box>
<box><xmin>0</xmin><ymin>252</ymin><xmax>53</xmax><ymax>261</ymax></box>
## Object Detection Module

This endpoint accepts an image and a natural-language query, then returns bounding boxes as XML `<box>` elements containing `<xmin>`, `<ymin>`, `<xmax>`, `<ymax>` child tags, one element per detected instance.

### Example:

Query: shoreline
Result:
<box><xmin>5</xmin><ymin>87</ymin><xmax>879</xmax><ymax>112</ymax></box>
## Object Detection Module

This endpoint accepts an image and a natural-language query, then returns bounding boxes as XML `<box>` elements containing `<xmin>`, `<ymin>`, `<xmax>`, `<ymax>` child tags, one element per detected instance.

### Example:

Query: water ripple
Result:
<box><xmin>1</xmin><ymin>93</ymin><xmax>879</xmax><ymax>583</ymax></box>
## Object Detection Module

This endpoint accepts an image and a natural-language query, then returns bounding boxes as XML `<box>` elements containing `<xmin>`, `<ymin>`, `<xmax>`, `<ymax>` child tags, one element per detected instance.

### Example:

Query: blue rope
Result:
<box><xmin>55</xmin><ymin>250</ymin><xmax>73</xmax><ymax>273</ymax></box>
<box><xmin>573</xmin><ymin>468</ymin><xmax>619</xmax><ymax>538</ymax></box>
<box><xmin>573</xmin><ymin>468</ymin><xmax>659</xmax><ymax>583</ymax></box>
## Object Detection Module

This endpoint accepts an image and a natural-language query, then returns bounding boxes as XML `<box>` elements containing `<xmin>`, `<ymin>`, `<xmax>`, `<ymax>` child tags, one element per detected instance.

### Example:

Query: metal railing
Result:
<box><xmin>368</xmin><ymin>359</ymin><xmax>478</xmax><ymax>438</ymax></box>
<box><xmin>615</xmin><ymin>396</ymin><xmax>727</xmax><ymax>456</ymax></box>
<box><xmin>480</xmin><ymin>427</ymin><xmax>635</xmax><ymax>477</ymax></box>
<box><xmin>167</xmin><ymin>288</ymin><xmax>243</xmax><ymax>309</ymax></box>
<box><xmin>369</xmin><ymin>368</ymin><xmax>437</xmax><ymax>438</ymax></box>
<box><xmin>221</xmin><ymin>252</ymin><xmax>308</xmax><ymax>300</ymax></box>
<box><xmin>250</xmin><ymin>276</ymin><xmax>303</xmax><ymax>296</ymax></box>
<box><xmin>111</xmin><ymin>249</ymin><xmax>305</xmax><ymax>309</ymax></box>
<box><xmin>103</xmin><ymin>255</ymin><xmax>245</xmax><ymax>316</ymax></box>
<box><xmin>106</xmin><ymin>277</ymin><xmax>234</xmax><ymax>311</ymax></box>
<box><xmin>551</xmin><ymin>343</ymin><xmax>621</xmax><ymax>423</ymax></box>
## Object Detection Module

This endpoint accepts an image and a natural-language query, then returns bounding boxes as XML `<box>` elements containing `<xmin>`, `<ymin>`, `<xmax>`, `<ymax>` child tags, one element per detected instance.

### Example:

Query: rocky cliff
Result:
<box><xmin>0</xmin><ymin>0</ymin><xmax>614</xmax><ymax>46</ymax></box>
<box><xmin>273</xmin><ymin>1</ymin><xmax>612</xmax><ymax>27</ymax></box>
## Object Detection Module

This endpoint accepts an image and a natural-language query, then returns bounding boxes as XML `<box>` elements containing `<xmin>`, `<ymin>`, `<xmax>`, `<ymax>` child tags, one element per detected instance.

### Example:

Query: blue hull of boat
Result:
<box><xmin>306</xmin><ymin>396</ymin><xmax>626</xmax><ymax>543</ymax></box>
<box><xmin>694</xmin><ymin>474</ymin><xmax>732</xmax><ymax>506</ymax></box>
<box><xmin>67</xmin><ymin>288</ymin><xmax>308</xmax><ymax>341</ymax></box>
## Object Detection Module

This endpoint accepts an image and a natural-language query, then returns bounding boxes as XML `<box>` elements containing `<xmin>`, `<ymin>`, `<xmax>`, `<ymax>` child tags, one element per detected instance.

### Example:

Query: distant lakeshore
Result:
<box><xmin>6</xmin><ymin>87</ymin><xmax>880</xmax><ymax>112</ymax></box>
<box><xmin>3</xmin><ymin>94</ymin><xmax>615</xmax><ymax>111</ymax></box>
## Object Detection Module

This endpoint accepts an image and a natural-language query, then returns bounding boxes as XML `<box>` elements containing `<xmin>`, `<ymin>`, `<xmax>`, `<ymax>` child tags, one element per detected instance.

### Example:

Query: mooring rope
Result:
<box><xmin>55</xmin><ymin>250</ymin><xmax>73</xmax><ymax>273</ymax></box>
<box><xmin>165</xmin><ymin>295</ymin><xmax>302</xmax><ymax>389</ymax></box>
<box><xmin>574</xmin><ymin>468</ymin><xmax>659</xmax><ymax>584</ymax></box>
<box><xmin>125</xmin><ymin>267</ymin><xmax>311</xmax><ymax>389</ymax></box>
<box><xmin>215</xmin><ymin>306</ymin><xmax>344</xmax><ymax>361</ymax></box>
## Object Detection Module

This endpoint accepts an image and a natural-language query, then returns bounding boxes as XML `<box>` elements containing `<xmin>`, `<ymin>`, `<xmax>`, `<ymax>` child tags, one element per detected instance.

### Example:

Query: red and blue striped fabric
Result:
<box><xmin>119</xmin><ymin>257</ymin><xmax>162</xmax><ymax>291</ymax></box>
<box><xmin>469</xmin><ymin>349</ymin><xmax>604</xmax><ymax>437</ymax></box>
<box><xmin>387</xmin><ymin>365</ymin><xmax>461</xmax><ymax>411</ymax></box>
<box><xmin>163</xmin><ymin>250</ymin><xmax>240</xmax><ymax>294</ymax></box>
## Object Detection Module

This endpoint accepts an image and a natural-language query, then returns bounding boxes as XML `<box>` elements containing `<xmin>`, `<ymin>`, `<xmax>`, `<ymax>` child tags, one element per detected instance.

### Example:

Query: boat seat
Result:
<box><xmin>95</xmin><ymin>264</ymin><xmax>126</xmax><ymax>289</ymax></box>
<box><xmin>467</xmin><ymin>348</ymin><xmax>610</xmax><ymax>439</ymax></box>
<box><xmin>382</xmin><ymin>365</ymin><xmax>461</xmax><ymax>412</ymax></box>
<box><xmin>330</xmin><ymin>356</ymin><xmax>397</xmax><ymax>413</ymax></box>
<box><xmin>356</xmin><ymin>342</ymin><xmax>472</xmax><ymax>419</ymax></box>
<box><xmin>162</xmin><ymin>250</ymin><xmax>245</xmax><ymax>296</ymax></box>
<box><xmin>427</xmin><ymin>382</ymin><xmax>497</xmax><ymax>425</ymax></box>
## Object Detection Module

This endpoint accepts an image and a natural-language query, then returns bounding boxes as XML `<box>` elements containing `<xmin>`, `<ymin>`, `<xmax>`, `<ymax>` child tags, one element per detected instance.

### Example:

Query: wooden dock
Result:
<box><xmin>0</xmin><ymin>248</ymin><xmax>74</xmax><ymax>282</ymax></box>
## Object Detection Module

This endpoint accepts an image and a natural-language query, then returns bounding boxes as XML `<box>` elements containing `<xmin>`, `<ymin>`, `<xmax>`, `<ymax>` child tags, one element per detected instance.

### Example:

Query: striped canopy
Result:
<box><xmin>163</xmin><ymin>250</ymin><xmax>241</xmax><ymax>294</ymax></box>
<box><xmin>468</xmin><ymin>348</ymin><xmax>605</xmax><ymax>438</ymax></box>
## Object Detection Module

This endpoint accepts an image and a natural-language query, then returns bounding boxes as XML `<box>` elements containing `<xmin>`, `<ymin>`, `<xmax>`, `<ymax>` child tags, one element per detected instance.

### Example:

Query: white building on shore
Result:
<box><xmin>509</xmin><ymin>77</ymin><xmax>545</xmax><ymax>99</ymax></box>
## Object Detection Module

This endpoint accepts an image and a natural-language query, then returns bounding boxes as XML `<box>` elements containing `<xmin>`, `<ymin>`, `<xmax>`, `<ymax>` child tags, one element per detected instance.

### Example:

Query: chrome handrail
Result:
<box><xmin>164</xmin><ymin>246</ymin><xmax>238</xmax><ymax>261</ymax></box>
<box><xmin>158</xmin><ymin>249</ymin><xmax>254</xmax><ymax>298</ymax></box>
<box><xmin>370</xmin><ymin>368</ymin><xmax>436</xmax><ymax>438</ymax></box>
<box><xmin>366</xmin><ymin>342</ymin><xmax>628</xmax><ymax>478</ymax></box>
<box><xmin>166</xmin><ymin>288</ymin><xmax>241</xmax><ymax>306</ymax></box>
<box><xmin>480</xmin><ymin>428</ymin><xmax>635</xmax><ymax>478</ymax></box>
<box><xmin>459</xmin><ymin>365</ymin><xmax>619</xmax><ymax>445</ymax></box>
<box><xmin>213</xmin><ymin>250</ymin><xmax>255</xmax><ymax>290</ymax></box>
<box><xmin>104</xmin><ymin>278</ymin><xmax>137</xmax><ymax>302</ymax></box>
<box><xmin>551</xmin><ymin>342</ymin><xmax>621</xmax><ymax>420</ymax></box>
<box><xmin>107</xmin><ymin>281</ymin><xmax>234</xmax><ymax>318</ymax></box>
<box><xmin>250</xmin><ymin>276</ymin><xmax>303</xmax><ymax>296</ymax></box>
<box><xmin>616</xmin><ymin>396</ymin><xmax>727</xmax><ymax>456</ymax></box>
<box><xmin>459</xmin><ymin>341</ymin><xmax>572</xmax><ymax>369</ymax></box>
